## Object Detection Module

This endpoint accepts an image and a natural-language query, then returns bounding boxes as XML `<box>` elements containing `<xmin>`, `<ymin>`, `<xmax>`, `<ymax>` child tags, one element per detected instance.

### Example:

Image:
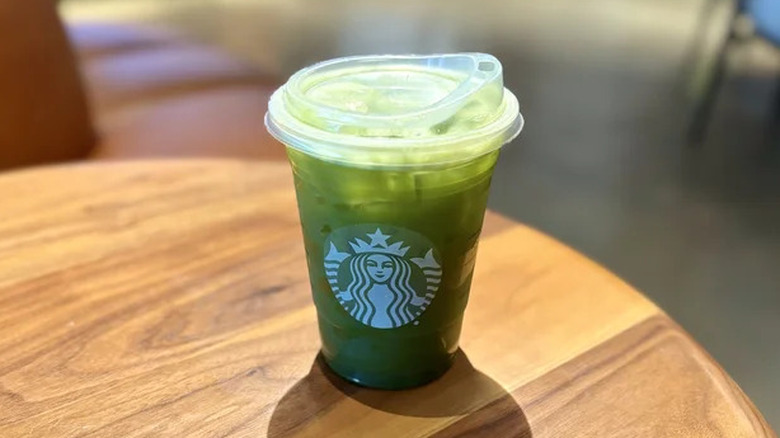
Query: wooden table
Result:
<box><xmin>0</xmin><ymin>161</ymin><xmax>772</xmax><ymax>437</ymax></box>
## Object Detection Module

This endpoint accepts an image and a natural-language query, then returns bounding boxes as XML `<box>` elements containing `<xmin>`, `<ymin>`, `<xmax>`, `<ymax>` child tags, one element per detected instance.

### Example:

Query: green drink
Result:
<box><xmin>266</xmin><ymin>54</ymin><xmax>523</xmax><ymax>389</ymax></box>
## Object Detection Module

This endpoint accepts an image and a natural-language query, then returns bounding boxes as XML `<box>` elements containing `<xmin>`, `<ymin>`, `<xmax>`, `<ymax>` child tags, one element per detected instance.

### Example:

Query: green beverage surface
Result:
<box><xmin>289</xmin><ymin>148</ymin><xmax>499</xmax><ymax>389</ymax></box>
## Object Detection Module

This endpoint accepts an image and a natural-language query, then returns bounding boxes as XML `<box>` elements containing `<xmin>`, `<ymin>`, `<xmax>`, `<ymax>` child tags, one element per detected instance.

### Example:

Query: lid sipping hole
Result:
<box><xmin>478</xmin><ymin>61</ymin><xmax>496</xmax><ymax>72</ymax></box>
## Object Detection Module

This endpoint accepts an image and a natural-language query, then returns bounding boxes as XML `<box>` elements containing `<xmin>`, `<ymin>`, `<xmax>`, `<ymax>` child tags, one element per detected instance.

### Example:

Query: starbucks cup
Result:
<box><xmin>265</xmin><ymin>53</ymin><xmax>523</xmax><ymax>389</ymax></box>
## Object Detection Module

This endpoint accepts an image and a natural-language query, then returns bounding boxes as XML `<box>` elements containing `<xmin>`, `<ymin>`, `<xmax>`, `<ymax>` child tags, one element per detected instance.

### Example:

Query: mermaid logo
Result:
<box><xmin>324</xmin><ymin>225</ymin><xmax>442</xmax><ymax>329</ymax></box>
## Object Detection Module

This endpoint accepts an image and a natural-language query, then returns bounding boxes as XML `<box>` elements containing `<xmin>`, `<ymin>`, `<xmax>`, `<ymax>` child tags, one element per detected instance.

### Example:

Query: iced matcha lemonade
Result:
<box><xmin>265</xmin><ymin>53</ymin><xmax>523</xmax><ymax>389</ymax></box>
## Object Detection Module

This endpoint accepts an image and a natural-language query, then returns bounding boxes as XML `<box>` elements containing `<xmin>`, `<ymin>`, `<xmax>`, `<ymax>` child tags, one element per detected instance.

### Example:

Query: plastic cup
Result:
<box><xmin>265</xmin><ymin>53</ymin><xmax>523</xmax><ymax>389</ymax></box>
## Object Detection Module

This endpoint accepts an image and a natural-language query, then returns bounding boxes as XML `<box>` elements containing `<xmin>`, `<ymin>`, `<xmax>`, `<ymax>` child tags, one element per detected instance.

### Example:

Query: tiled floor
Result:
<box><xmin>64</xmin><ymin>0</ymin><xmax>780</xmax><ymax>427</ymax></box>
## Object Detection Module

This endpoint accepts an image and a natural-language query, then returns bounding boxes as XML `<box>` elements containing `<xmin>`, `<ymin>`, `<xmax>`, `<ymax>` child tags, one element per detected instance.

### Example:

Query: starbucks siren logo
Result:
<box><xmin>324</xmin><ymin>225</ymin><xmax>442</xmax><ymax>329</ymax></box>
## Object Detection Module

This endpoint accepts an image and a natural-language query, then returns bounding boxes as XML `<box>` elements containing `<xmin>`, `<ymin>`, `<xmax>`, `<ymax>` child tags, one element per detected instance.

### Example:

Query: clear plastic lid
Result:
<box><xmin>265</xmin><ymin>53</ymin><xmax>523</xmax><ymax>168</ymax></box>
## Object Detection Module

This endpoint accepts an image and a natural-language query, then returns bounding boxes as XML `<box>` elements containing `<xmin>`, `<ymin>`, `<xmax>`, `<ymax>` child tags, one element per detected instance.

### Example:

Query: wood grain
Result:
<box><xmin>0</xmin><ymin>160</ymin><xmax>772</xmax><ymax>437</ymax></box>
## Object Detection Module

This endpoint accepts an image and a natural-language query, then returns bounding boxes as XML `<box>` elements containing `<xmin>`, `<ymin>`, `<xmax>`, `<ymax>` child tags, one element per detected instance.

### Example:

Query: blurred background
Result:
<box><xmin>51</xmin><ymin>0</ymin><xmax>780</xmax><ymax>427</ymax></box>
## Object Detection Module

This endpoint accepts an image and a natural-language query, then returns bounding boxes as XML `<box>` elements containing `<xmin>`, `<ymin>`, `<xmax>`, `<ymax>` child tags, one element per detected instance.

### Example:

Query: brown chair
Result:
<box><xmin>0</xmin><ymin>0</ymin><xmax>284</xmax><ymax>171</ymax></box>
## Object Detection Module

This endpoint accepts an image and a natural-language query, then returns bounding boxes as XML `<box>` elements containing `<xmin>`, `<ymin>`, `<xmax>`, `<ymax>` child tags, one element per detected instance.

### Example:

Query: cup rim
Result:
<box><xmin>264</xmin><ymin>53</ymin><xmax>524</xmax><ymax>168</ymax></box>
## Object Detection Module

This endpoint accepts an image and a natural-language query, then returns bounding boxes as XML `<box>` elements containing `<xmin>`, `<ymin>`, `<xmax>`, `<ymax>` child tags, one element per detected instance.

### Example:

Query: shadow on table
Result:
<box><xmin>267</xmin><ymin>350</ymin><xmax>531</xmax><ymax>437</ymax></box>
